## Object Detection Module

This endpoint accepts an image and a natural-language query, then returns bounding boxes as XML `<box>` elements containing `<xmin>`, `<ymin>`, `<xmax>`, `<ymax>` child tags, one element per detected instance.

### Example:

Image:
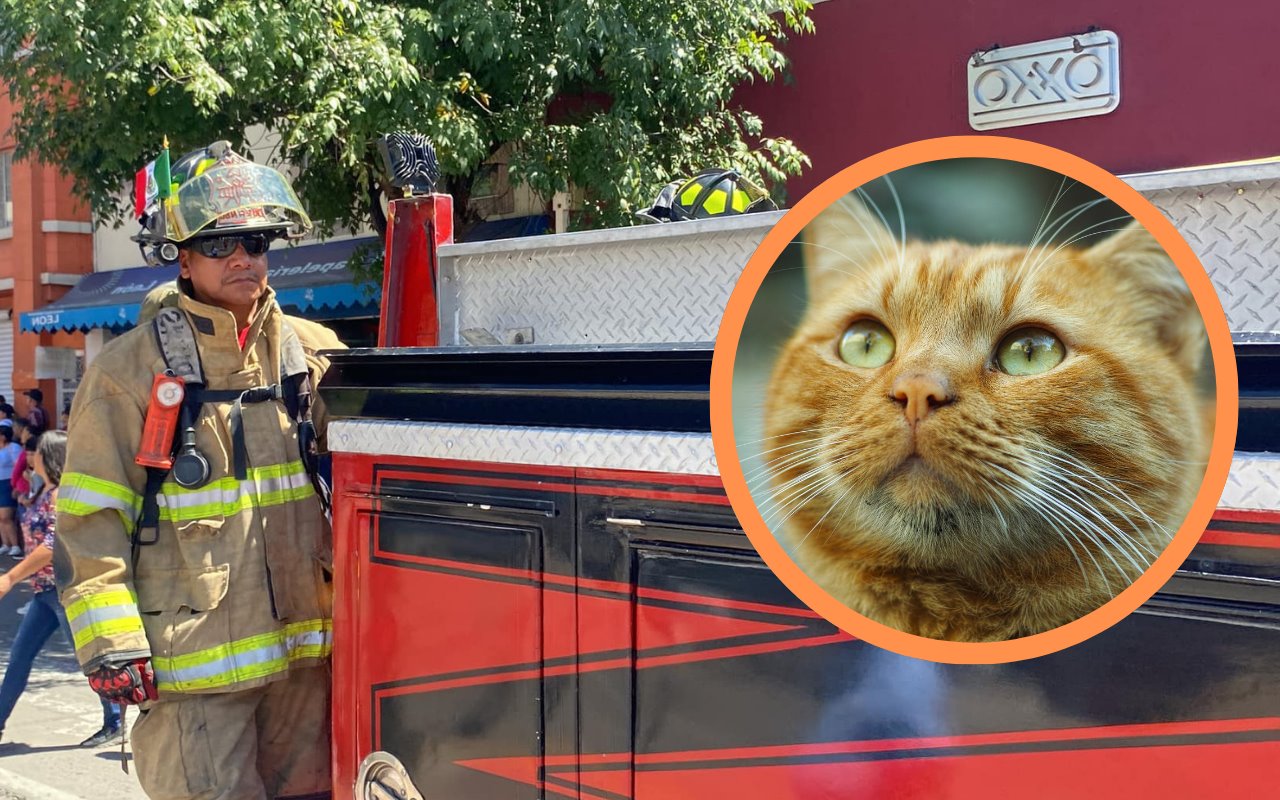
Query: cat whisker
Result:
<box><xmin>1027</xmin><ymin>217</ymin><xmax>1134</xmax><ymax>274</ymax></box>
<box><xmin>1023</xmin><ymin>487</ymin><xmax>1119</xmax><ymax>592</ymax></box>
<box><xmin>1030</xmin><ymin>448</ymin><xmax>1160</xmax><ymax>528</ymax></box>
<box><xmin>880</xmin><ymin>174</ymin><xmax>908</xmax><ymax>273</ymax></box>
<box><xmin>791</xmin><ymin>464</ymin><xmax>865</xmax><ymax>550</ymax></box>
<box><xmin>1035</xmin><ymin>196</ymin><xmax>1110</xmax><ymax>250</ymax></box>
<box><xmin>1019</xmin><ymin>195</ymin><xmax>1107</xmax><ymax>275</ymax></box>
<box><xmin>1027</xmin><ymin>446</ymin><xmax>1171</xmax><ymax>551</ymax></box>
<box><xmin>758</xmin><ymin>451</ymin><xmax>851</xmax><ymax>513</ymax></box>
<box><xmin>746</xmin><ymin>441</ymin><xmax>833</xmax><ymax>482</ymax></box>
<box><xmin>755</xmin><ymin>436</ymin><xmax>842</xmax><ymax>482</ymax></box>
<box><xmin>987</xmin><ymin>461</ymin><xmax>1128</xmax><ymax>589</ymax></box>
<box><xmin>736</xmin><ymin>426</ymin><xmax>829</xmax><ymax>448</ymax></box>
<box><xmin>1031</xmin><ymin>476</ymin><xmax>1151</xmax><ymax>578</ymax></box>
<box><xmin>1018</xmin><ymin>176</ymin><xmax>1074</xmax><ymax>274</ymax></box>
<box><xmin>761</xmin><ymin>461</ymin><xmax>855</xmax><ymax>533</ymax></box>
<box><xmin>983</xmin><ymin>486</ymin><xmax>1010</xmax><ymax>535</ymax></box>
<box><xmin>1034</xmin><ymin>218</ymin><xmax>1136</xmax><ymax>273</ymax></box>
<box><xmin>740</xmin><ymin>434</ymin><xmax>829</xmax><ymax>465</ymax></box>
<box><xmin>753</xmin><ymin>453</ymin><xmax>828</xmax><ymax>481</ymax></box>
<box><xmin>848</xmin><ymin>190</ymin><xmax>905</xmax><ymax>270</ymax></box>
<box><xmin>759</xmin><ymin>441</ymin><xmax>868</xmax><ymax>529</ymax></box>
<box><xmin>760</xmin><ymin>460</ymin><xmax>836</xmax><ymax>510</ymax></box>
<box><xmin>1021</xmin><ymin>451</ymin><xmax>1153</xmax><ymax>535</ymax></box>
<box><xmin>1010</xmin><ymin>450</ymin><xmax>1156</xmax><ymax>561</ymax></box>
<box><xmin>979</xmin><ymin>462</ymin><xmax>1106</xmax><ymax>591</ymax></box>
<box><xmin>1030</xmin><ymin>177</ymin><xmax>1073</xmax><ymax>246</ymax></box>
<box><xmin>798</xmin><ymin>241</ymin><xmax>881</xmax><ymax>275</ymax></box>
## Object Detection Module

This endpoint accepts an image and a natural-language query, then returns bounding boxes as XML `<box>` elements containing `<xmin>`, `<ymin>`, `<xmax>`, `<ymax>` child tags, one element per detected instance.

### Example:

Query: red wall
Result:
<box><xmin>0</xmin><ymin>92</ymin><xmax>91</xmax><ymax>423</ymax></box>
<box><xmin>738</xmin><ymin>0</ymin><xmax>1280</xmax><ymax>199</ymax></box>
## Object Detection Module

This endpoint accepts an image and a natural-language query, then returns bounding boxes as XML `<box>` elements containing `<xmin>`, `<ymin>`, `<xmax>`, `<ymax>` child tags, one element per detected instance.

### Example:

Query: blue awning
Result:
<box><xmin>465</xmin><ymin>214</ymin><xmax>549</xmax><ymax>242</ymax></box>
<box><xmin>20</xmin><ymin>237</ymin><xmax>382</xmax><ymax>333</ymax></box>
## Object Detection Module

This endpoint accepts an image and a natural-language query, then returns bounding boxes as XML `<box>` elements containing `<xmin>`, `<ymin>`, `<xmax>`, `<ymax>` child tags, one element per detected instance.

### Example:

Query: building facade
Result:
<box><xmin>735</xmin><ymin>0</ymin><xmax>1279</xmax><ymax>197</ymax></box>
<box><xmin>0</xmin><ymin>95</ymin><xmax>94</xmax><ymax>429</ymax></box>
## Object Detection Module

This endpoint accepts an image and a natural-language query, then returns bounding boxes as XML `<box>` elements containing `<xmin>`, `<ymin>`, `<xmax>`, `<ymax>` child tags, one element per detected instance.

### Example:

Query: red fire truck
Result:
<box><xmin>317</xmin><ymin>8</ymin><xmax>1280</xmax><ymax>798</ymax></box>
<box><xmin>318</xmin><ymin>162</ymin><xmax>1278</xmax><ymax>799</ymax></box>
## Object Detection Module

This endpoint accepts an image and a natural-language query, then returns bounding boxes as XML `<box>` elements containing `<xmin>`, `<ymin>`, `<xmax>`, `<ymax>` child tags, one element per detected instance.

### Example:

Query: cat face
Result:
<box><xmin>764</xmin><ymin>196</ymin><xmax>1210</xmax><ymax>600</ymax></box>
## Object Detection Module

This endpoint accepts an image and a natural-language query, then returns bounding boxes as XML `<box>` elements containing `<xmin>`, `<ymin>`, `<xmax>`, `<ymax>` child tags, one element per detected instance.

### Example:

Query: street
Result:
<box><xmin>0</xmin><ymin>570</ymin><xmax>145</xmax><ymax>800</ymax></box>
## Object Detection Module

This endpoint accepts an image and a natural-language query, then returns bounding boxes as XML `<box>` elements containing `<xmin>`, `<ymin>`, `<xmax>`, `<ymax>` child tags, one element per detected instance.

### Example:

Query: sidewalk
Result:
<box><xmin>0</xmin><ymin>581</ymin><xmax>146</xmax><ymax>800</ymax></box>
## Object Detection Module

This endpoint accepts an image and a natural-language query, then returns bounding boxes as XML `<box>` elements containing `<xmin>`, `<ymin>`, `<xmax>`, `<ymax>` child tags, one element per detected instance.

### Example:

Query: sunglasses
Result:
<box><xmin>183</xmin><ymin>233</ymin><xmax>273</xmax><ymax>259</ymax></box>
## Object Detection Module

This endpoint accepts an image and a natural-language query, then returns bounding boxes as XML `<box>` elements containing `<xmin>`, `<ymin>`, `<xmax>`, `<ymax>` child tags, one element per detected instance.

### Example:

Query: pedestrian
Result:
<box><xmin>11</xmin><ymin>422</ymin><xmax>35</xmax><ymax>522</ymax></box>
<box><xmin>56</xmin><ymin>140</ymin><xmax>344</xmax><ymax>799</ymax></box>
<box><xmin>0</xmin><ymin>404</ymin><xmax>14</xmax><ymax>430</ymax></box>
<box><xmin>22</xmin><ymin>390</ymin><xmax>46</xmax><ymax>435</ymax></box>
<box><xmin>0</xmin><ymin>427</ymin><xmax>22</xmax><ymax>557</ymax></box>
<box><xmin>0</xmin><ymin>431</ymin><xmax>121</xmax><ymax>748</ymax></box>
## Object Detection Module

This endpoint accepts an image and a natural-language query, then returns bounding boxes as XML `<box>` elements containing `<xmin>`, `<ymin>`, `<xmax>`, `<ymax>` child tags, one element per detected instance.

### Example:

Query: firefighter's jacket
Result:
<box><xmin>55</xmin><ymin>287</ymin><xmax>345</xmax><ymax>694</ymax></box>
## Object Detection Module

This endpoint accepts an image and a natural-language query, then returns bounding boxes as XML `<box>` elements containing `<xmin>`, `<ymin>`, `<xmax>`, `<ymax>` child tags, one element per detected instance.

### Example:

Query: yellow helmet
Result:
<box><xmin>638</xmin><ymin>168</ymin><xmax>777</xmax><ymax>223</ymax></box>
<box><xmin>133</xmin><ymin>141</ymin><xmax>312</xmax><ymax>263</ymax></box>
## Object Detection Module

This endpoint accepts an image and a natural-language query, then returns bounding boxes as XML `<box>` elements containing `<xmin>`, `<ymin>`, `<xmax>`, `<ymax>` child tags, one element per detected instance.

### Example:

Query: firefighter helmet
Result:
<box><xmin>133</xmin><ymin>140</ymin><xmax>312</xmax><ymax>264</ymax></box>
<box><xmin>637</xmin><ymin>168</ymin><xmax>777</xmax><ymax>223</ymax></box>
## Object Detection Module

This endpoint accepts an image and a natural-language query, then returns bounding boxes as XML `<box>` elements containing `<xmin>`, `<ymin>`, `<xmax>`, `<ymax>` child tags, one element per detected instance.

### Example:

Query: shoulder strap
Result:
<box><xmin>279</xmin><ymin>320</ymin><xmax>309</xmax><ymax>380</ymax></box>
<box><xmin>279</xmin><ymin>320</ymin><xmax>309</xmax><ymax>419</ymax></box>
<box><xmin>152</xmin><ymin>308</ymin><xmax>204</xmax><ymax>385</ymax></box>
<box><xmin>150</xmin><ymin>305</ymin><xmax>210</xmax><ymax>475</ymax></box>
<box><xmin>133</xmin><ymin>310</ymin><xmax>206</xmax><ymax>565</ymax></box>
<box><xmin>280</xmin><ymin>320</ymin><xmax>331</xmax><ymax>520</ymax></box>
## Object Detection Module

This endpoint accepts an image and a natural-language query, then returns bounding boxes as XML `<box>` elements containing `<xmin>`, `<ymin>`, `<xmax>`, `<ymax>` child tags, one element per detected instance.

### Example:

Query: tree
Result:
<box><xmin>0</xmin><ymin>0</ymin><xmax>813</xmax><ymax>239</ymax></box>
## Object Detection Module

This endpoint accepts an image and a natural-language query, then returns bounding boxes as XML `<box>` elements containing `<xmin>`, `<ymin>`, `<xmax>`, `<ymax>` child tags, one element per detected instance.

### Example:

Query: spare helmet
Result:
<box><xmin>637</xmin><ymin>168</ymin><xmax>777</xmax><ymax>223</ymax></box>
<box><xmin>132</xmin><ymin>140</ymin><xmax>312</xmax><ymax>264</ymax></box>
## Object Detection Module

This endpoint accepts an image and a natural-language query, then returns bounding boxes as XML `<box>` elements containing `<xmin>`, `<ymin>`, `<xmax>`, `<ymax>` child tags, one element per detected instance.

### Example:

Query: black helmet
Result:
<box><xmin>133</xmin><ymin>140</ymin><xmax>312</xmax><ymax>264</ymax></box>
<box><xmin>637</xmin><ymin>168</ymin><xmax>777</xmax><ymax>223</ymax></box>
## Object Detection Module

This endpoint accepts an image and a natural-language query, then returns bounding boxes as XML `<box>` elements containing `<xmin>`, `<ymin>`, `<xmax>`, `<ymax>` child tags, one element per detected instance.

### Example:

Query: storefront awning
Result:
<box><xmin>20</xmin><ymin>236</ymin><xmax>382</xmax><ymax>334</ymax></box>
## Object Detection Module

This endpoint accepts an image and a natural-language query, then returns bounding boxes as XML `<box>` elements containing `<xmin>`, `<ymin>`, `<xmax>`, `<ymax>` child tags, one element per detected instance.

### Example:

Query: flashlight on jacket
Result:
<box><xmin>136</xmin><ymin>372</ymin><xmax>185</xmax><ymax>470</ymax></box>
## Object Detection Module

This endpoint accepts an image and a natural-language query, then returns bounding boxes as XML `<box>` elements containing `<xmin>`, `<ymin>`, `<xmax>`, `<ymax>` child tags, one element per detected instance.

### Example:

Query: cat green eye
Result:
<box><xmin>838</xmin><ymin>320</ymin><xmax>895</xmax><ymax>368</ymax></box>
<box><xmin>996</xmin><ymin>327</ymin><xmax>1065</xmax><ymax>376</ymax></box>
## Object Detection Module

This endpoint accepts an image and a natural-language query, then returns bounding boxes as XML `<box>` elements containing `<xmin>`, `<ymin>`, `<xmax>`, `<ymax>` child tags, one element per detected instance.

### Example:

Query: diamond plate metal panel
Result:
<box><xmin>1220</xmin><ymin>454</ymin><xmax>1280</xmax><ymax>511</ymax></box>
<box><xmin>1139</xmin><ymin>179</ymin><xmax>1280</xmax><ymax>334</ymax></box>
<box><xmin>330</xmin><ymin>420</ymin><xmax>717</xmax><ymax>475</ymax></box>
<box><xmin>438</xmin><ymin>212</ymin><xmax>784</xmax><ymax>346</ymax></box>
<box><xmin>331</xmin><ymin>423</ymin><xmax>1278</xmax><ymax>509</ymax></box>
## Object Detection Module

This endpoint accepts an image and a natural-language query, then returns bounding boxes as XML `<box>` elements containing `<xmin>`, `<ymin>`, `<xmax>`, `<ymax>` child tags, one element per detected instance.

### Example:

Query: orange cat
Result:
<box><xmin>762</xmin><ymin>195</ymin><xmax>1212</xmax><ymax>641</ymax></box>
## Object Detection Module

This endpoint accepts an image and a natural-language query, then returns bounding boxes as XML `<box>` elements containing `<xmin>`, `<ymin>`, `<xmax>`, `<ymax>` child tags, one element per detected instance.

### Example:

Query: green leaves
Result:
<box><xmin>0</xmin><ymin>0</ymin><xmax>812</xmax><ymax>237</ymax></box>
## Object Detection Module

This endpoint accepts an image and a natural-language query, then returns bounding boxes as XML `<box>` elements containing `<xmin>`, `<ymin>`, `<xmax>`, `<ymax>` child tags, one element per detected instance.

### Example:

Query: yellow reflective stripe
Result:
<box><xmin>73</xmin><ymin>617</ymin><xmax>147</xmax><ymax>650</ymax></box>
<box><xmin>58</xmin><ymin>502</ymin><xmax>135</xmax><ymax>533</ymax></box>
<box><xmin>158</xmin><ymin>484</ymin><xmax>315</xmax><ymax>521</ymax></box>
<box><xmin>64</xmin><ymin>589</ymin><xmax>144</xmax><ymax>650</ymax></box>
<box><xmin>58</xmin><ymin>473</ymin><xmax>143</xmax><ymax>517</ymax></box>
<box><xmin>157</xmin><ymin>460</ymin><xmax>315</xmax><ymax>522</ymax></box>
<box><xmin>152</xmin><ymin>619</ymin><xmax>332</xmax><ymax>691</ymax></box>
<box><xmin>64</xmin><ymin>588</ymin><xmax>139</xmax><ymax>621</ymax></box>
<box><xmin>244</xmin><ymin>462</ymin><xmax>308</xmax><ymax>481</ymax></box>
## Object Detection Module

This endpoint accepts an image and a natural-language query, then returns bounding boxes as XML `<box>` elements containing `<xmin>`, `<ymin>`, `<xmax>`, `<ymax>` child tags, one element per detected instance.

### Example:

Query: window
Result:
<box><xmin>0</xmin><ymin>151</ymin><xmax>10</xmax><ymax>230</ymax></box>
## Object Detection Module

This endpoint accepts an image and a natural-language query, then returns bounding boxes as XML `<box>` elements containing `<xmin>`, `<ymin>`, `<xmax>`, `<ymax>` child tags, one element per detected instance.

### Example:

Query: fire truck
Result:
<box><xmin>311</xmin><ymin>5</ymin><xmax>1279</xmax><ymax>795</ymax></box>
<box><xmin>317</xmin><ymin>153</ymin><xmax>1279</xmax><ymax>798</ymax></box>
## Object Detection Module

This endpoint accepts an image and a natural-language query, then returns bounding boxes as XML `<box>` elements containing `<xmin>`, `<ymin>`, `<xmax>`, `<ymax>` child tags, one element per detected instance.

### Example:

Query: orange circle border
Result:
<box><xmin>710</xmin><ymin>136</ymin><xmax>1240</xmax><ymax>664</ymax></box>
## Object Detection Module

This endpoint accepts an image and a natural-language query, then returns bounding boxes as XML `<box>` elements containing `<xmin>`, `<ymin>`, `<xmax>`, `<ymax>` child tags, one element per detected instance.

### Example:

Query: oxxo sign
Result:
<box><xmin>967</xmin><ymin>30</ymin><xmax>1120</xmax><ymax>130</ymax></box>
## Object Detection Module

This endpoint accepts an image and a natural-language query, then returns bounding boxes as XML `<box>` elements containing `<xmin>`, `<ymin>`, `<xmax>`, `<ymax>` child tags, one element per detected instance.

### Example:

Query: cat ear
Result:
<box><xmin>803</xmin><ymin>195</ymin><xmax>899</xmax><ymax>297</ymax></box>
<box><xmin>1086</xmin><ymin>221</ymin><xmax>1206</xmax><ymax>374</ymax></box>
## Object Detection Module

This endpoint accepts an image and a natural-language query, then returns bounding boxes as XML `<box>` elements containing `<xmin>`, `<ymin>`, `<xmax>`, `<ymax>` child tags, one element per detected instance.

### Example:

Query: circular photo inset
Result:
<box><xmin>713</xmin><ymin>138</ymin><xmax>1236</xmax><ymax>662</ymax></box>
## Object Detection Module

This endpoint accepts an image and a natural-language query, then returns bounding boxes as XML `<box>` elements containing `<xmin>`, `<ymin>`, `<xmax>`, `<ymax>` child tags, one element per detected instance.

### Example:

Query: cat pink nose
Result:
<box><xmin>891</xmin><ymin>372</ymin><xmax>954</xmax><ymax>425</ymax></box>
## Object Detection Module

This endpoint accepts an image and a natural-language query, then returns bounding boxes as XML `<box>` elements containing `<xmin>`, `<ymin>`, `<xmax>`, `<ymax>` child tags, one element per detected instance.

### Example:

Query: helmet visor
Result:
<box><xmin>165</xmin><ymin>161</ymin><xmax>312</xmax><ymax>242</ymax></box>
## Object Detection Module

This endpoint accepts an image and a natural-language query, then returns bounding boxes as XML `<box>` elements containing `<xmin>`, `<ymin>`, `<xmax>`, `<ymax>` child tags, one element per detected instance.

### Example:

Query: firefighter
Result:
<box><xmin>54</xmin><ymin>140</ymin><xmax>344</xmax><ymax>800</ymax></box>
